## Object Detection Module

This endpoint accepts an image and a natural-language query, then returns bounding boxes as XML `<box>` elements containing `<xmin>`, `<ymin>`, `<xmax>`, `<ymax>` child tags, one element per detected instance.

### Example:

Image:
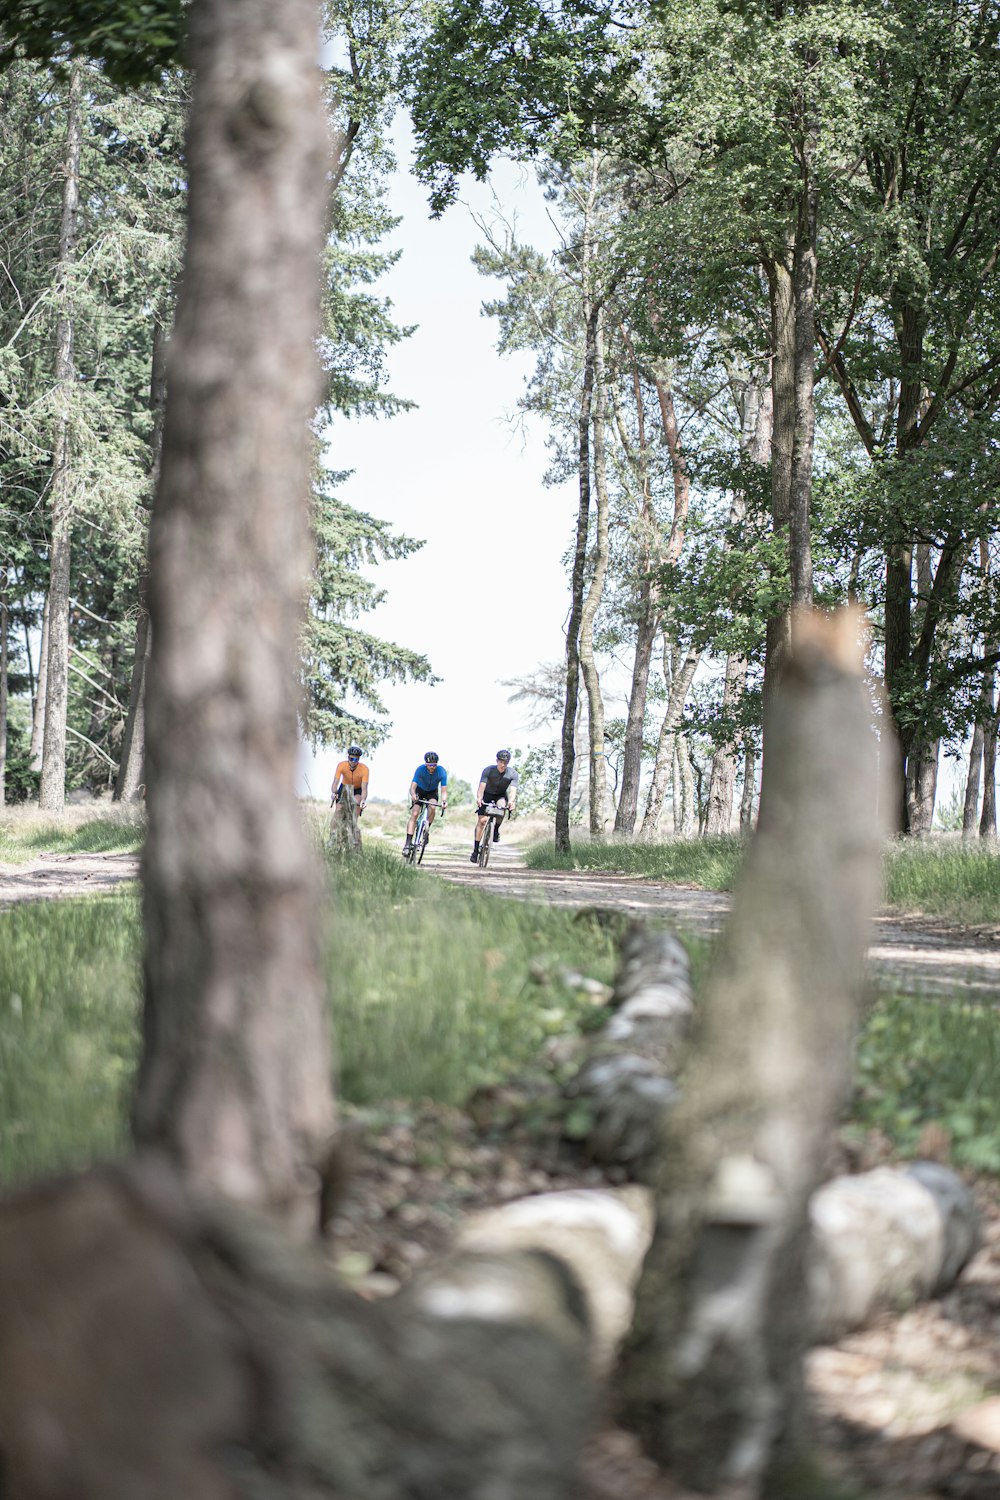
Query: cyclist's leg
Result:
<box><xmin>404</xmin><ymin>797</ymin><xmax>421</xmax><ymax>849</ymax></box>
<box><xmin>471</xmin><ymin>804</ymin><xmax>489</xmax><ymax>861</ymax></box>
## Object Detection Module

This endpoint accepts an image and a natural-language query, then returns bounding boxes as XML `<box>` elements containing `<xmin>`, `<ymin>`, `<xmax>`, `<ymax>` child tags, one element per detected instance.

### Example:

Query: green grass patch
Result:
<box><xmin>524</xmin><ymin>834</ymin><xmax>746</xmax><ymax>890</ymax></box>
<box><xmin>0</xmin><ymin>844</ymin><xmax>622</xmax><ymax>1183</ymax></box>
<box><xmin>851</xmin><ymin>990</ymin><xmax>1000</xmax><ymax>1171</ymax></box>
<box><xmin>0</xmin><ymin>810</ymin><xmax>145</xmax><ymax>862</ymax></box>
<box><xmin>883</xmin><ymin>840</ymin><xmax>1000</xmax><ymax>925</ymax></box>
<box><xmin>0</xmin><ymin>893</ymin><xmax>140</xmax><ymax>1183</ymax></box>
<box><xmin>326</xmin><ymin>844</ymin><xmax>620</xmax><ymax>1106</ymax></box>
<box><xmin>527</xmin><ymin>833</ymin><xmax>999</xmax><ymax>926</ymax></box>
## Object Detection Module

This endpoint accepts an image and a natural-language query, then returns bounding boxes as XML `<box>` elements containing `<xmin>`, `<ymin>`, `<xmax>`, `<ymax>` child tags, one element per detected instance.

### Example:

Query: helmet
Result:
<box><xmin>496</xmin><ymin>749</ymin><xmax>511</xmax><ymax>762</ymax></box>
<box><xmin>424</xmin><ymin>751</ymin><xmax>439</xmax><ymax>764</ymax></box>
<box><xmin>347</xmin><ymin>745</ymin><xmax>362</xmax><ymax>759</ymax></box>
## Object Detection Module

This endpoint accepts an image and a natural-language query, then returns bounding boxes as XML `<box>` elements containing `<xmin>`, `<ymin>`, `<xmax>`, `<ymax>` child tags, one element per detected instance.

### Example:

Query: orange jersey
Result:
<box><xmin>334</xmin><ymin>760</ymin><xmax>369</xmax><ymax>791</ymax></box>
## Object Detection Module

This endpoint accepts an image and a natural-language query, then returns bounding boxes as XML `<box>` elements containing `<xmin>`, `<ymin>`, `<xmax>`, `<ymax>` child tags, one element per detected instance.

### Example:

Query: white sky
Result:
<box><xmin>297</xmin><ymin>124</ymin><xmax>578</xmax><ymax>802</ymax></box>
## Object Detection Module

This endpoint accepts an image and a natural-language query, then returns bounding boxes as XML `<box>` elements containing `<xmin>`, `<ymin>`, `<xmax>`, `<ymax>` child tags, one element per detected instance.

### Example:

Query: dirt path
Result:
<box><xmin>0</xmin><ymin>851</ymin><xmax>140</xmax><ymax>907</ymax></box>
<box><xmin>427</xmin><ymin>837</ymin><xmax>1000</xmax><ymax>1004</ymax></box>
<box><xmin>7</xmin><ymin>837</ymin><xmax>999</xmax><ymax>1005</ymax></box>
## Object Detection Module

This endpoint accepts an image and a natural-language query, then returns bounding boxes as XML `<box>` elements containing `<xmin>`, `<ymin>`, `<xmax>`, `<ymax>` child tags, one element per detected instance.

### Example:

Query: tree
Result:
<box><xmin>133</xmin><ymin>0</ymin><xmax>336</xmax><ymax>1209</ymax></box>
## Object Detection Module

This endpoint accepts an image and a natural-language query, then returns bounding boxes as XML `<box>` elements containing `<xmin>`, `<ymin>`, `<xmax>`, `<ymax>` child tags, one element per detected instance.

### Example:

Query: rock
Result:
<box><xmin>808</xmin><ymin>1162</ymin><xmax>981</xmax><ymax>1343</ymax></box>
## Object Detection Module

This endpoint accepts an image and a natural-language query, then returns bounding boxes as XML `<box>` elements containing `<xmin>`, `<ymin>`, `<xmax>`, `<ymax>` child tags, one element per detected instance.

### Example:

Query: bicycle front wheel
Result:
<box><xmin>417</xmin><ymin>826</ymin><xmax>430</xmax><ymax>865</ymax></box>
<box><xmin>478</xmin><ymin>829</ymin><xmax>491</xmax><ymax>869</ymax></box>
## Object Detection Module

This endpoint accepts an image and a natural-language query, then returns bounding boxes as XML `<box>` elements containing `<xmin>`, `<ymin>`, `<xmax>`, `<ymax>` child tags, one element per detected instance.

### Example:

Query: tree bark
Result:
<box><xmin>905</xmin><ymin>736</ymin><xmax>939</xmax><ymax>837</ymax></box>
<box><xmin>0</xmin><ymin>572</ymin><xmax>7</xmax><ymax>807</ymax></box>
<box><xmin>38</xmin><ymin>64</ymin><xmax>82</xmax><ymax>812</ymax></box>
<box><xmin>740</xmin><ymin>743</ymin><xmax>757</xmax><ymax>831</ymax></box>
<box><xmin>133</xmin><ymin>0</ymin><xmax>335</xmax><ymax>1220</ymax></box>
<box><xmin>706</xmin><ymin>373</ymin><xmax>773</xmax><ymax>835</ymax></box>
<box><xmin>115</xmin><ymin>315</ymin><xmax>168</xmax><ymax>802</ymax></box>
<box><xmin>614</xmin><ymin>355</ymin><xmax>660</xmax><ymax>837</ymax></box>
<box><xmin>981</xmin><ymin>679</ymin><xmax>998</xmax><ymax>840</ymax></box>
<box><xmin>618</xmin><ymin>609</ymin><xmax>892</xmax><ymax>1495</ymax></box>
<box><xmin>28</xmin><ymin>592</ymin><xmax>48</xmax><ymax>773</ymax></box>
<box><xmin>640</xmin><ymin>634</ymin><xmax>700</xmax><ymax>838</ymax></box>
<box><xmin>963</xmin><ymin>720</ymin><xmax>985</xmax><ymax>837</ymax></box>
<box><xmin>762</xmin><ymin>248</ymin><xmax>796</xmax><ymax>716</ymax></box>
<box><xmin>555</xmin><ymin>300</ymin><xmax>599</xmax><ymax>854</ymax></box>
<box><xmin>579</xmin><ymin>308</ymin><xmax>610</xmax><ymax>837</ymax></box>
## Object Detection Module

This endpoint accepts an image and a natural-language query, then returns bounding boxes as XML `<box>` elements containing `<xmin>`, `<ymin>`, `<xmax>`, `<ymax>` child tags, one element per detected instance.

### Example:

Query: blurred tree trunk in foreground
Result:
<box><xmin>132</xmin><ymin>0</ymin><xmax>335</xmax><ymax>1217</ymax></box>
<box><xmin>617</xmin><ymin>609</ymin><xmax>892</xmax><ymax>1497</ymax></box>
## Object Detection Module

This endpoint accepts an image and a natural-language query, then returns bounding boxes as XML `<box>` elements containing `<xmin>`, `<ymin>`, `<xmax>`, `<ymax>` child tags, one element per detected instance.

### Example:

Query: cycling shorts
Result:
<box><xmin>414</xmin><ymin>788</ymin><xmax>439</xmax><ymax>804</ymax></box>
<box><xmin>336</xmin><ymin>785</ymin><xmax>363</xmax><ymax>802</ymax></box>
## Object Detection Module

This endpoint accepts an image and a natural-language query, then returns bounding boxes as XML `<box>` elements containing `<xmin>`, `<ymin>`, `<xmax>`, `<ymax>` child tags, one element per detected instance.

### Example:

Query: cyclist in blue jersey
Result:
<box><xmin>403</xmin><ymin>751</ymin><xmax>448</xmax><ymax>855</ymax></box>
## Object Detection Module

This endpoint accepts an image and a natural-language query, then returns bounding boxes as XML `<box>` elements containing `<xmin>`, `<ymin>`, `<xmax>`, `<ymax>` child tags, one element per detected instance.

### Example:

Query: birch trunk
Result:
<box><xmin>740</xmin><ymin>744</ymin><xmax>758</xmax><ymax>831</ymax></box>
<box><xmin>640</xmin><ymin>634</ymin><xmax>701</xmax><ymax>838</ymax></box>
<box><xmin>981</xmin><ymin>683</ymin><xmax>998</xmax><ymax>840</ymax></box>
<box><xmin>28</xmin><ymin>592</ymin><xmax>47</xmax><ymax>772</ymax></box>
<box><xmin>614</xmin><ymin>358</ymin><xmax>659</xmax><ymax>837</ymax></box>
<box><xmin>579</xmin><ymin>308</ymin><xmax>610</xmax><ymax>837</ymax></box>
<box><xmin>963</xmin><ymin>721</ymin><xmax>985</xmax><ymax>837</ymax></box>
<box><xmin>115</xmin><ymin>316</ymin><xmax>168</xmax><ymax>802</ymax></box>
<box><xmin>0</xmin><ymin>574</ymin><xmax>7</xmax><ymax>806</ymax></box>
<box><xmin>554</xmin><ymin>299</ymin><xmax>598</xmax><ymax>854</ymax></box>
<box><xmin>618</xmin><ymin>609</ymin><xmax>892</xmax><ymax>1495</ymax></box>
<box><xmin>134</xmin><ymin>0</ymin><xmax>335</xmax><ymax>1220</ymax></box>
<box><xmin>38</xmin><ymin>64</ymin><xmax>82</xmax><ymax>812</ymax></box>
<box><xmin>706</xmin><ymin>376</ymin><xmax>772</xmax><ymax>834</ymax></box>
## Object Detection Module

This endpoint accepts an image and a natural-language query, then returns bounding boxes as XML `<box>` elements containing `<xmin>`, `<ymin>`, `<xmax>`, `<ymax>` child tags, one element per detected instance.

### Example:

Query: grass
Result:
<box><xmin>852</xmin><ymin>990</ymin><xmax>1000</xmax><ymax>1172</ymax></box>
<box><xmin>0</xmin><ymin>803</ymin><xmax>145</xmax><ymax>862</ymax></box>
<box><xmin>0</xmin><ymin>844</ymin><xmax>620</xmax><ymax>1185</ymax></box>
<box><xmin>326</xmin><ymin>844</ymin><xmax>619</xmax><ymax>1106</ymax></box>
<box><xmin>883</xmin><ymin>839</ymin><xmax>1000</xmax><ymax>925</ymax></box>
<box><xmin>0</xmin><ymin>893</ymin><xmax>140</xmax><ymax>1182</ymax></box>
<box><xmin>526</xmin><ymin>832</ymin><xmax>1000</xmax><ymax>924</ymax></box>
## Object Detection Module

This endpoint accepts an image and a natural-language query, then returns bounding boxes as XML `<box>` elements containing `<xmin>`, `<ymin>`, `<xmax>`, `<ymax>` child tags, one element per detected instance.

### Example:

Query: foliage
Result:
<box><xmin>883</xmin><ymin>840</ymin><xmax>1000</xmax><ymax>926</ymax></box>
<box><xmin>853</xmin><ymin>992</ymin><xmax>1000</xmax><ymax>1173</ymax></box>
<box><xmin>0</xmin><ymin>804</ymin><xmax>144</xmax><ymax>860</ymax></box>
<box><xmin>0</xmin><ymin>0</ymin><xmax>185</xmax><ymax>86</ymax></box>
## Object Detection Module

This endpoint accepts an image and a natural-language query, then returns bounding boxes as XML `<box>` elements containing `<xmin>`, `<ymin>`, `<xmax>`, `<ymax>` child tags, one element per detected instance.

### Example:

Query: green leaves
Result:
<box><xmin>0</xmin><ymin>0</ymin><xmax>186</xmax><ymax>84</ymax></box>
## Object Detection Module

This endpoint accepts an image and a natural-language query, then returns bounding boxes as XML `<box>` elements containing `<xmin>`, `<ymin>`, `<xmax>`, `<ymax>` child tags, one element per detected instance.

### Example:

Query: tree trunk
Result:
<box><xmin>579</xmin><ymin>308</ymin><xmax>610</xmax><ymax>838</ymax></box>
<box><xmin>554</xmin><ymin>301</ymin><xmax>599</xmax><ymax>854</ymax></box>
<box><xmin>675</xmin><ymin>731</ymin><xmax>696</xmax><ymax>836</ymax></box>
<box><xmin>905</xmin><ymin>736</ymin><xmax>939</xmax><ymax>837</ymax></box>
<box><xmin>981</xmin><ymin>679</ymin><xmax>998</xmax><ymax>840</ymax></box>
<box><xmin>0</xmin><ymin>572</ymin><xmax>7</xmax><ymax>807</ymax></box>
<box><xmin>707</xmin><ymin>375</ymin><xmax>774</xmax><ymax>835</ymax></box>
<box><xmin>762</xmin><ymin>248</ymin><xmax>795</xmax><ymax>718</ymax></box>
<box><xmin>963</xmin><ymin>721</ymin><xmax>985</xmax><ymax>837</ymax></box>
<box><xmin>38</xmin><ymin>64</ymin><xmax>82</xmax><ymax>813</ymax></box>
<box><xmin>617</xmin><ymin>609</ymin><xmax>892</xmax><ymax>1495</ymax></box>
<box><xmin>614</xmin><ymin>358</ymin><xmax>660</xmax><ymax>837</ymax></box>
<box><xmin>640</xmin><ymin>634</ymin><xmax>700</xmax><ymax>838</ymax></box>
<box><xmin>28</xmin><ymin>592</ymin><xmax>48</xmax><ymax>773</ymax></box>
<box><xmin>115</xmin><ymin>315</ymin><xmax>168</xmax><ymax>802</ymax></box>
<box><xmin>133</xmin><ymin>0</ymin><xmax>335</xmax><ymax>1221</ymax></box>
<box><xmin>740</xmin><ymin>743</ymin><xmax>757</xmax><ymax>831</ymax></box>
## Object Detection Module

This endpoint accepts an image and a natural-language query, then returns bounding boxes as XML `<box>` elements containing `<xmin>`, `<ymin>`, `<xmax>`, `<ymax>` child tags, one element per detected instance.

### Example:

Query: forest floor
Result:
<box><xmin>2</xmin><ymin>831</ymin><xmax>1000</xmax><ymax>1495</ymax></box>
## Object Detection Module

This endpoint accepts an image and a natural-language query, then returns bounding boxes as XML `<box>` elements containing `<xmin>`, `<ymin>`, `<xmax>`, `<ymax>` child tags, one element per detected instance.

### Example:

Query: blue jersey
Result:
<box><xmin>412</xmin><ymin>764</ymin><xmax>447</xmax><ymax>793</ymax></box>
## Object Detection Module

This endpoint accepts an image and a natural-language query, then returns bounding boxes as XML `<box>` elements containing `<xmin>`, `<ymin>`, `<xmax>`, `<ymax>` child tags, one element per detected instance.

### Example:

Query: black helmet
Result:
<box><xmin>347</xmin><ymin>745</ymin><xmax>362</xmax><ymax>759</ymax></box>
<box><xmin>424</xmin><ymin>751</ymin><xmax>439</xmax><ymax>764</ymax></box>
<box><xmin>496</xmin><ymin>748</ymin><xmax>511</xmax><ymax>762</ymax></box>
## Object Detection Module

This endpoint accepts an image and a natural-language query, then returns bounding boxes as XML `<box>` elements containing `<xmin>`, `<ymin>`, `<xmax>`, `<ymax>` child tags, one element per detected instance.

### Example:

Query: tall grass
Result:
<box><xmin>0</xmin><ymin>894</ymin><xmax>140</xmax><ymax>1182</ymax></box>
<box><xmin>883</xmin><ymin>839</ymin><xmax>1000</xmax><ymax>925</ymax></box>
<box><xmin>525</xmin><ymin>835</ymin><xmax>747</xmax><ymax>889</ymax></box>
<box><xmin>0</xmin><ymin>846</ymin><xmax>620</xmax><ymax>1184</ymax></box>
<box><xmin>0</xmin><ymin>805</ymin><xmax>145</xmax><ymax>862</ymax></box>
<box><xmin>526</xmin><ymin>833</ymin><xmax>999</xmax><ymax>924</ymax></box>
<box><xmin>326</xmin><ymin>845</ymin><xmax>619</xmax><ymax>1104</ymax></box>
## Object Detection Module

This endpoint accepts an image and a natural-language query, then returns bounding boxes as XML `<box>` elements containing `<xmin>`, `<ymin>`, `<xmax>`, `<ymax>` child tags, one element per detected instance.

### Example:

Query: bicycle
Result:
<box><xmin>404</xmin><ymin>800</ymin><xmax>444</xmax><ymax>866</ymax></box>
<box><xmin>476</xmin><ymin>804</ymin><xmax>508</xmax><ymax>870</ymax></box>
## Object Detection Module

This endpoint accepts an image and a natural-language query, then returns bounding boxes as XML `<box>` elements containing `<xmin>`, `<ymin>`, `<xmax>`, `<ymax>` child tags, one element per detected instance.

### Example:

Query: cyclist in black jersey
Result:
<box><xmin>470</xmin><ymin>750</ymin><xmax>518</xmax><ymax>863</ymax></box>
